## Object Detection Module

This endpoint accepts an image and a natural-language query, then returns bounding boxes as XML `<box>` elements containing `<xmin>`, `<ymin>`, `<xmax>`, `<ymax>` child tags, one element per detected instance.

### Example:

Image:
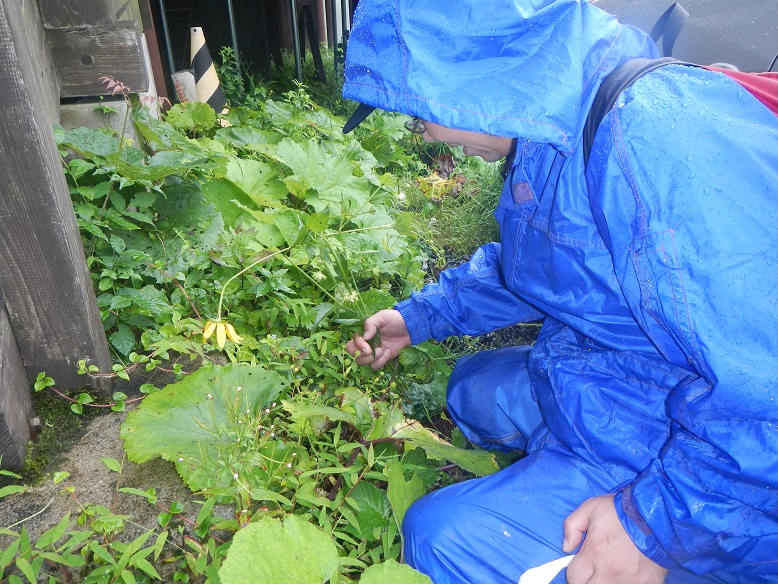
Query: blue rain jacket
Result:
<box><xmin>344</xmin><ymin>0</ymin><xmax>778</xmax><ymax>578</ymax></box>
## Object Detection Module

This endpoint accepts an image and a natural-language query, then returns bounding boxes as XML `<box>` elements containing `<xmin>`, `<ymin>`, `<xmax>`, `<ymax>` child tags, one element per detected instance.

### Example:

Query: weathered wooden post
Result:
<box><xmin>0</xmin><ymin>0</ymin><xmax>122</xmax><ymax>467</ymax></box>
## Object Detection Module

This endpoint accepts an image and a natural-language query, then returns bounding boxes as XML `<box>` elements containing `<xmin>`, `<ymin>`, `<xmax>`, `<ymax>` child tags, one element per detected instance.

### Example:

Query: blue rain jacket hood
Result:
<box><xmin>342</xmin><ymin>0</ymin><xmax>657</xmax><ymax>151</ymax></box>
<box><xmin>345</xmin><ymin>0</ymin><xmax>778</xmax><ymax>579</ymax></box>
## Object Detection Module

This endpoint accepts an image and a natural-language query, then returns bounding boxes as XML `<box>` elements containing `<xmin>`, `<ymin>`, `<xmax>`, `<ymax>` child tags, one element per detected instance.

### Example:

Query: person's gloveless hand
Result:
<box><xmin>345</xmin><ymin>309</ymin><xmax>411</xmax><ymax>370</ymax></box>
<box><xmin>563</xmin><ymin>494</ymin><xmax>669</xmax><ymax>584</ymax></box>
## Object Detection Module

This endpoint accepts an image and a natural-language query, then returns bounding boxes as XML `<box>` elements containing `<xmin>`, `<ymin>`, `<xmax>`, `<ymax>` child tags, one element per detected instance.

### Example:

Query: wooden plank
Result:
<box><xmin>0</xmin><ymin>297</ymin><xmax>33</xmax><ymax>469</ymax></box>
<box><xmin>47</xmin><ymin>25</ymin><xmax>149</xmax><ymax>97</ymax></box>
<box><xmin>0</xmin><ymin>0</ymin><xmax>112</xmax><ymax>393</ymax></box>
<box><xmin>37</xmin><ymin>0</ymin><xmax>112</xmax><ymax>29</ymax></box>
<box><xmin>137</xmin><ymin>0</ymin><xmax>169</xmax><ymax>103</ymax></box>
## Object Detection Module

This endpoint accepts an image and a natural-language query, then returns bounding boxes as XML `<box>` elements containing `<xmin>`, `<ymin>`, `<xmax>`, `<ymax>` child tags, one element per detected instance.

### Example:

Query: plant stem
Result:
<box><xmin>216</xmin><ymin>246</ymin><xmax>290</xmax><ymax>321</ymax></box>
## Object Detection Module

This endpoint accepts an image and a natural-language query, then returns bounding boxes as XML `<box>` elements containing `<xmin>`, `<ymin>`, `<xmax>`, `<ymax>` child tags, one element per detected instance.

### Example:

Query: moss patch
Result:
<box><xmin>15</xmin><ymin>388</ymin><xmax>106</xmax><ymax>486</ymax></box>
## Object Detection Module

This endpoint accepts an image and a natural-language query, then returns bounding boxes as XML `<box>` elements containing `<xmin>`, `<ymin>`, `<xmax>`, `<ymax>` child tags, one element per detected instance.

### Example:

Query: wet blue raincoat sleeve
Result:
<box><xmin>395</xmin><ymin>242</ymin><xmax>544</xmax><ymax>345</ymax></box>
<box><xmin>587</xmin><ymin>66</ymin><xmax>778</xmax><ymax>574</ymax></box>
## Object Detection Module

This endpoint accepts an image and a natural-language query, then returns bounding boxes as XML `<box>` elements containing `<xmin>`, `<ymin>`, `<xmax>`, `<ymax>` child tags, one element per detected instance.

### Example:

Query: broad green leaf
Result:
<box><xmin>346</xmin><ymin>482</ymin><xmax>391</xmax><ymax>541</ymax></box>
<box><xmin>305</xmin><ymin>212</ymin><xmax>329</xmax><ymax>233</ymax></box>
<box><xmin>0</xmin><ymin>485</ymin><xmax>27</xmax><ymax>498</ymax></box>
<box><xmin>35</xmin><ymin>513</ymin><xmax>71</xmax><ymax>549</ymax></box>
<box><xmin>14</xmin><ymin>557</ymin><xmax>36</xmax><ymax>583</ymax></box>
<box><xmin>0</xmin><ymin>539</ymin><xmax>19</xmax><ymax>569</ymax></box>
<box><xmin>358</xmin><ymin>289</ymin><xmax>396</xmax><ymax>315</ymax></box>
<box><xmin>153</xmin><ymin>183</ymin><xmax>224</xmax><ymax>251</ymax></box>
<box><xmin>273</xmin><ymin>138</ymin><xmax>376</xmax><ymax>214</ymax></box>
<box><xmin>133</xmin><ymin>557</ymin><xmax>161</xmax><ymax>580</ymax></box>
<box><xmin>66</xmin><ymin>158</ymin><xmax>95</xmax><ymax>180</ymax></box>
<box><xmin>225</xmin><ymin>157</ymin><xmax>287</xmax><ymax>205</ymax></box>
<box><xmin>312</xmin><ymin>302</ymin><xmax>335</xmax><ymax>328</ymax></box>
<box><xmin>121</xmin><ymin>365</ymin><xmax>288</xmax><ymax>491</ymax></box>
<box><xmin>385</xmin><ymin>459</ymin><xmax>425</xmax><ymax>531</ymax></box>
<box><xmin>215</xmin><ymin>126</ymin><xmax>282</xmax><ymax>151</ymax></box>
<box><xmin>122</xmin><ymin>210</ymin><xmax>155</xmax><ymax>226</ymax></box>
<box><xmin>219</xmin><ymin>515</ymin><xmax>338</xmax><ymax>584</ymax></box>
<box><xmin>165</xmin><ymin>102</ymin><xmax>217</xmax><ymax>134</ymax></box>
<box><xmin>272</xmin><ymin>210</ymin><xmax>306</xmax><ymax>246</ymax></box>
<box><xmin>237</xmin><ymin>216</ymin><xmax>286</xmax><ymax>248</ymax></box>
<box><xmin>393</xmin><ymin>212</ymin><xmax>417</xmax><ymax>237</ymax></box>
<box><xmin>118</xmin><ymin>487</ymin><xmax>157</xmax><ymax>504</ymax></box>
<box><xmin>128</xmin><ymin>191</ymin><xmax>158</xmax><ymax>208</ymax></box>
<box><xmin>363</xmin><ymin>400</ymin><xmax>406</xmax><ymax>442</ymax></box>
<box><xmin>100</xmin><ymin>457</ymin><xmax>122</xmax><ymax>473</ymax></box>
<box><xmin>393</xmin><ymin>422</ymin><xmax>500</xmax><ymax>477</ymax></box>
<box><xmin>283</xmin><ymin>401</ymin><xmax>357</xmax><ymax>431</ymax></box>
<box><xmin>396</xmin><ymin>344</ymin><xmax>451</xmax><ymax>420</ymax></box>
<box><xmin>109</xmin><ymin>324</ymin><xmax>136</xmax><ymax>356</ymax></box>
<box><xmin>115</xmin><ymin>286</ymin><xmax>172</xmax><ymax>319</ymax></box>
<box><xmin>199</xmin><ymin>179</ymin><xmax>258</xmax><ymax>227</ymax></box>
<box><xmin>109</xmin><ymin>234</ymin><xmax>126</xmax><ymax>254</ymax></box>
<box><xmin>360</xmin><ymin>559</ymin><xmax>432</xmax><ymax>584</ymax></box>
<box><xmin>57</xmin><ymin>125</ymin><xmax>142</xmax><ymax>164</ymax></box>
<box><xmin>103</xmin><ymin>208</ymin><xmax>141</xmax><ymax>231</ymax></box>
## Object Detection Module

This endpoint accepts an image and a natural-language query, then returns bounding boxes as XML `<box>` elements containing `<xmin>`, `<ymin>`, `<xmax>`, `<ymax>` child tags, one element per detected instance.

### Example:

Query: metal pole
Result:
<box><xmin>156</xmin><ymin>0</ymin><xmax>176</xmax><ymax>75</ymax></box>
<box><xmin>331</xmin><ymin>0</ymin><xmax>339</xmax><ymax>76</ymax></box>
<box><xmin>289</xmin><ymin>0</ymin><xmax>303</xmax><ymax>80</ymax></box>
<box><xmin>225</xmin><ymin>0</ymin><xmax>242</xmax><ymax>79</ymax></box>
<box><xmin>341</xmin><ymin>0</ymin><xmax>349</xmax><ymax>38</ymax></box>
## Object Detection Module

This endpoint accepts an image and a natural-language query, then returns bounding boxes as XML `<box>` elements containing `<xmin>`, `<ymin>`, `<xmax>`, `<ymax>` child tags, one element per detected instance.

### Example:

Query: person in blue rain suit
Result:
<box><xmin>342</xmin><ymin>0</ymin><xmax>778</xmax><ymax>583</ymax></box>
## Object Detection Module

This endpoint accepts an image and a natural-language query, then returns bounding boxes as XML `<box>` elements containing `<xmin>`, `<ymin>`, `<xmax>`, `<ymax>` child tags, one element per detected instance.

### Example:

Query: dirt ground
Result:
<box><xmin>0</xmin><ymin>408</ymin><xmax>194</xmax><ymax>541</ymax></box>
<box><xmin>0</xmin><ymin>362</ymin><xmax>212</xmax><ymax>581</ymax></box>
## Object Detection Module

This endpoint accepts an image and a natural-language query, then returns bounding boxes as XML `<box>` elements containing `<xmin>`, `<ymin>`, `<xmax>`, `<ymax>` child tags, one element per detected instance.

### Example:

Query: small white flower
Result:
<box><xmin>178</xmin><ymin>457</ymin><xmax>183</xmax><ymax>462</ymax></box>
<box><xmin>286</xmin><ymin>463</ymin><xmax>292</xmax><ymax>468</ymax></box>
<box><xmin>233</xmin><ymin>473</ymin><xmax>239</xmax><ymax>480</ymax></box>
<box><xmin>237</xmin><ymin>386</ymin><xmax>242</xmax><ymax>392</ymax></box>
<box><xmin>397</xmin><ymin>192</ymin><xmax>406</xmax><ymax>201</ymax></box>
<box><xmin>207</xmin><ymin>393</ymin><xmax>213</xmax><ymax>400</ymax></box>
<box><xmin>270</xmin><ymin>432</ymin><xmax>275</xmax><ymax>438</ymax></box>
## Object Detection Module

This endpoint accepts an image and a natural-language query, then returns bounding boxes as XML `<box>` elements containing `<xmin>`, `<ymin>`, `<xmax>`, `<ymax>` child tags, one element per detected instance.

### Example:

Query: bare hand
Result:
<box><xmin>345</xmin><ymin>309</ymin><xmax>411</xmax><ymax>370</ymax></box>
<box><xmin>563</xmin><ymin>494</ymin><xmax>668</xmax><ymax>584</ymax></box>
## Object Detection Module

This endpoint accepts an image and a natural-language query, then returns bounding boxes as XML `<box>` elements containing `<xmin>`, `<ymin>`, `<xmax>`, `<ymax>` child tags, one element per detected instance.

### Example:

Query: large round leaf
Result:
<box><xmin>361</xmin><ymin>560</ymin><xmax>432</xmax><ymax>584</ymax></box>
<box><xmin>219</xmin><ymin>515</ymin><xmax>339</xmax><ymax>584</ymax></box>
<box><xmin>121</xmin><ymin>364</ymin><xmax>288</xmax><ymax>488</ymax></box>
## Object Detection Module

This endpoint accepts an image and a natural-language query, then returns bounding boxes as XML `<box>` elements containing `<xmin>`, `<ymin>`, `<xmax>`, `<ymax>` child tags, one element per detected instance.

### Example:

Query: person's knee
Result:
<box><xmin>402</xmin><ymin>493</ymin><xmax>442</xmax><ymax>561</ymax></box>
<box><xmin>447</xmin><ymin>346</ymin><xmax>541</xmax><ymax>451</ymax></box>
<box><xmin>402</xmin><ymin>490</ymin><xmax>463</xmax><ymax>575</ymax></box>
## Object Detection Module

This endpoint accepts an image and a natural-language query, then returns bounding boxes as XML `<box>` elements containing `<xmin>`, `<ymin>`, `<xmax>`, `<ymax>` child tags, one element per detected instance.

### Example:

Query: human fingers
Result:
<box><xmin>362</xmin><ymin>311</ymin><xmax>390</xmax><ymax>342</ymax></box>
<box><xmin>346</xmin><ymin>333</ymin><xmax>370</xmax><ymax>357</ymax></box>
<box><xmin>562</xmin><ymin>498</ymin><xmax>596</xmax><ymax>553</ymax></box>
<box><xmin>368</xmin><ymin>346</ymin><xmax>398</xmax><ymax>370</ymax></box>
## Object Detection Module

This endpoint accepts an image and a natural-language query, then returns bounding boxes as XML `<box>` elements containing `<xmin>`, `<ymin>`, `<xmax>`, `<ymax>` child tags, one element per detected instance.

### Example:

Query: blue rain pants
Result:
<box><xmin>402</xmin><ymin>347</ymin><xmax>739</xmax><ymax>584</ymax></box>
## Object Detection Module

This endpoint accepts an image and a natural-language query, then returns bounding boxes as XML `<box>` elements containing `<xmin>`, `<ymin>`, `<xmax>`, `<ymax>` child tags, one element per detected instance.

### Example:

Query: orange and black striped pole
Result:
<box><xmin>190</xmin><ymin>27</ymin><xmax>226</xmax><ymax>112</ymax></box>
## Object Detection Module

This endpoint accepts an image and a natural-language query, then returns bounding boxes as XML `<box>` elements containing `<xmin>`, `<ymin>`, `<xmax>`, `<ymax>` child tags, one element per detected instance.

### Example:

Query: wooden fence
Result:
<box><xmin>0</xmin><ymin>0</ymin><xmax>354</xmax><ymax>468</ymax></box>
<box><xmin>0</xmin><ymin>0</ymin><xmax>149</xmax><ymax>468</ymax></box>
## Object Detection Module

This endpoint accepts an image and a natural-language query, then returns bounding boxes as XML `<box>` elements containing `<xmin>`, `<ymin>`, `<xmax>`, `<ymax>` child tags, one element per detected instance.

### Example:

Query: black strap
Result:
<box><xmin>583</xmin><ymin>57</ymin><xmax>684</xmax><ymax>167</ymax></box>
<box><xmin>649</xmin><ymin>3</ymin><xmax>689</xmax><ymax>58</ymax></box>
